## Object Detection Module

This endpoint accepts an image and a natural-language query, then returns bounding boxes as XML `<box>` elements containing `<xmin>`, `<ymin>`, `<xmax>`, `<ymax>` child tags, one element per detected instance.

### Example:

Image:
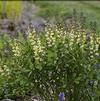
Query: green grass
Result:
<box><xmin>34</xmin><ymin>1</ymin><xmax>100</xmax><ymax>32</ymax></box>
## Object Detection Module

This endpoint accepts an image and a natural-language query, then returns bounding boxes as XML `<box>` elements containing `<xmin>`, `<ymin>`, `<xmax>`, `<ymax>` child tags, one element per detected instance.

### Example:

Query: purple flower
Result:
<box><xmin>88</xmin><ymin>80</ymin><xmax>94</xmax><ymax>86</ymax></box>
<box><xmin>59</xmin><ymin>92</ymin><xmax>65</xmax><ymax>101</ymax></box>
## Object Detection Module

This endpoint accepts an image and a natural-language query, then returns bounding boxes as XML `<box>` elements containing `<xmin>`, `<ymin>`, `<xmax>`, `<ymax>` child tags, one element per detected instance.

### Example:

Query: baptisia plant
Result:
<box><xmin>0</xmin><ymin>22</ymin><xmax>99</xmax><ymax>101</ymax></box>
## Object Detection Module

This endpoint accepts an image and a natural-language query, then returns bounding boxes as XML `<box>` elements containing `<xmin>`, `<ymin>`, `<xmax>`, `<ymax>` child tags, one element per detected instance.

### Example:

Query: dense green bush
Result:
<box><xmin>0</xmin><ymin>21</ymin><xmax>100</xmax><ymax>100</ymax></box>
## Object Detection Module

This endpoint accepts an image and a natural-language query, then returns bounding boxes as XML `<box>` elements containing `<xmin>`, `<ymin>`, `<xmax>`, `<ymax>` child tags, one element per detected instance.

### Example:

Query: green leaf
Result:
<box><xmin>74</xmin><ymin>77</ymin><xmax>81</xmax><ymax>84</ymax></box>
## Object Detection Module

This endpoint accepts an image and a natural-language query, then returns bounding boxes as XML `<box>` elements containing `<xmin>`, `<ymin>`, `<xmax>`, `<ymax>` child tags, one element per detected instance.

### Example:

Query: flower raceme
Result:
<box><xmin>28</xmin><ymin>29</ymin><xmax>45</xmax><ymax>62</ymax></box>
<box><xmin>11</xmin><ymin>39</ymin><xmax>22</xmax><ymax>57</ymax></box>
<box><xmin>33</xmin><ymin>37</ymin><xmax>45</xmax><ymax>62</ymax></box>
<box><xmin>45</xmin><ymin>29</ymin><xmax>56</xmax><ymax>48</ymax></box>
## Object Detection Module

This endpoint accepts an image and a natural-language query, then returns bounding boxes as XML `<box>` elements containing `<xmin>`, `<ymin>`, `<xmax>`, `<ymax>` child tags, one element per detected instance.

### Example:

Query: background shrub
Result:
<box><xmin>0</xmin><ymin>1</ymin><xmax>23</xmax><ymax>19</ymax></box>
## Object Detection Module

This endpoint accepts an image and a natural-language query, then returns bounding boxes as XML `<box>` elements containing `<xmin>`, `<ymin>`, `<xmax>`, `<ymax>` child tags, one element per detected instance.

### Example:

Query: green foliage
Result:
<box><xmin>34</xmin><ymin>1</ymin><xmax>69</xmax><ymax>19</ymax></box>
<box><xmin>34</xmin><ymin>1</ymin><xmax>100</xmax><ymax>32</ymax></box>
<box><xmin>0</xmin><ymin>22</ymin><xmax>100</xmax><ymax>100</ymax></box>
<box><xmin>0</xmin><ymin>1</ymin><xmax>23</xmax><ymax>19</ymax></box>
